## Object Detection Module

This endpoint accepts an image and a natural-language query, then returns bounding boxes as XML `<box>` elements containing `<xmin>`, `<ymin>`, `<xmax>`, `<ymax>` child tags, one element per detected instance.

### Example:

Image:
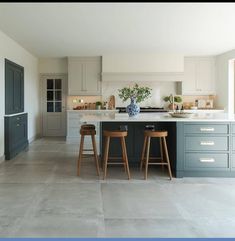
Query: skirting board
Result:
<box><xmin>28</xmin><ymin>134</ymin><xmax>41</xmax><ymax>144</ymax></box>
<box><xmin>0</xmin><ymin>155</ymin><xmax>5</xmax><ymax>163</ymax></box>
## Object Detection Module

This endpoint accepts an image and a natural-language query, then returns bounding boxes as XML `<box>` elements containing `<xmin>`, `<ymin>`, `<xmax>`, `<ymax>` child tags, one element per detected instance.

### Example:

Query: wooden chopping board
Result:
<box><xmin>108</xmin><ymin>95</ymin><xmax>115</xmax><ymax>110</ymax></box>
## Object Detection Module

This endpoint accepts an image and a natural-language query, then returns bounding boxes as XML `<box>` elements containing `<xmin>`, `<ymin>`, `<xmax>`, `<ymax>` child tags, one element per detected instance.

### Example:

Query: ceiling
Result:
<box><xmin>0</xmin><ymin>3</ymin><xmax>235</xmax><ymax>57</ymax></box>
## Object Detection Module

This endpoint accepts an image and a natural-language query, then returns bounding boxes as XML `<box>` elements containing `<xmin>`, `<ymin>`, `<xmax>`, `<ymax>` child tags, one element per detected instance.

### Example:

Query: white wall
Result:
<box><xmin>0</xmin><ymin>30</ymin><xmax>39</xmax><ymax>158</ymax></box>
<box><xmin>102</xmin><ymin>81</ymin><xmax>177</xmax><ymax>108</ymax></box>
<box><xmin>215</xmin><ymin>49</ymin><xmax>235</xmax><ymax>113</ymax></box>
<box><xmin>39</xmin><ymin>58</ymin><xmax>68</xmax><ymax>74</ymax></box>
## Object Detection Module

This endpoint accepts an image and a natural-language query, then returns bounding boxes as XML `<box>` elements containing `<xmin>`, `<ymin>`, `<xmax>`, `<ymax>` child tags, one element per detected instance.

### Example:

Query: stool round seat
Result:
<box><xmin>103</xmin><ymin>130</ymin><xmax>127</xmax><ymax>138</ymax></box>
<box><xmin>80</xmin><ymin>129</ymin><xmax>96</xmax><ymax>135</ymax></box>
<box><xmin>81</xmin><ymin>124</ymin><xmax>96</xmax><ymax>130</ymax></box>
<box><xmin>144</xmin><ymin>130</ymin><xmax>168</xmax><ymax>138</ymax></box>
<box><xmin>103</xmin><ymin>130</ymin><xmax>130</xmax><ymax>180</ymax></box>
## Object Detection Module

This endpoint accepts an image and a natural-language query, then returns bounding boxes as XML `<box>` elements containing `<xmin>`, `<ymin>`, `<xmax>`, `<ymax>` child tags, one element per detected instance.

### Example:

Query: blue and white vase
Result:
<box><xmin>126</xmin><ymin>97</ymin><xmax>140</xmax><ymax>117</ymax></box>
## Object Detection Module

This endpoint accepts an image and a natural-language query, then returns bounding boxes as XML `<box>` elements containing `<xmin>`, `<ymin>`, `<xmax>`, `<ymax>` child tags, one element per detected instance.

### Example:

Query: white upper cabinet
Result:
<box><xmin>68</xmin><ymin>57</ymin><xmax>101</xmax><ymax>95</ymax></box>
<box><xmin>181</xmin><ymin>57</ymin><xmax>216</xmax><ymax>95</ymax></box>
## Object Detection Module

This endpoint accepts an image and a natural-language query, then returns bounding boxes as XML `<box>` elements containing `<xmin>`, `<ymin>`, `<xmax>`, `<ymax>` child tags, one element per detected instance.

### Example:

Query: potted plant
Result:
<box><xmin>118</xmin><ymin>83</ymin><xmax>152</xmax><ymax>117</ymax></box>
<box><xmin>95</xmin><ymin>101</ymin><xmax>102</xmax><ymax>110</ymax></box>
<box><xmin>163</xmin><ymin>95</ymin><xmax>182</xmax><ymax>110</ymax></box>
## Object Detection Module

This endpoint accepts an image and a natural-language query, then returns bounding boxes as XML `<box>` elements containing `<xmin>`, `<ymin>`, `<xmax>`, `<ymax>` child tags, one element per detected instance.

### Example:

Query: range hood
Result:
<box><xmin>102</xmin><ymin>54</ymin><xmax>184</xmax><ymax>82</ymax></box>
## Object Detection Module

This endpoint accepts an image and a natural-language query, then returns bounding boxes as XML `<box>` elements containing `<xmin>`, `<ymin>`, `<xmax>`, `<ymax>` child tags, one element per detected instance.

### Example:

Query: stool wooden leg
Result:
<box><xmin>160</xmin><ymin>138</ymin><xmax>164</xmax><ymax>171</ymax></box>
<box><xmin>140</xmin><ymin>136</ymin><xmax>147</xmax><ymax>171</ymax></box>
<box><xmin>163</xmin><ymin>137</ymin><xmax>172</xmax><ymax>180</ymax></box>
<box><xmin>144</xmin><ymin>137</ymin><xmax>151</xmax><ymax>180</ymax></box>
<box><xmin>77</xmin><ymin>135</ymin><xmax>84</xmax><ymax>176</ymax></box>
<box><xmin>103</xmin><ymin>137</ymin><xmax>110</xmax><ymax>180</ymax></box>
<box><xmin>102</xmin><ymin>137</ymin><xmax>107</xmax><ymax>172</ymax></box>
<box><xmin>121</xmin><ymin>137</ymin><xmax>131</xmax><ymax>179</ymax></box>
<box><xmin>91</xmin><ymin>134</ymin><xmax>100</xmax><ymax>176</ymax></box>
<box><xmin>120</xmin><ymin>138</ymin><xmax>127</xmax><ymax>173</ymax></box>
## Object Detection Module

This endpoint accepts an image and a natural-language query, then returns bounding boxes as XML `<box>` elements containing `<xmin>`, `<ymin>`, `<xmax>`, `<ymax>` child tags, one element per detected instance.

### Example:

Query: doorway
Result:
<box><xmin>41</xmin><ymin>74</ymin><xmax>67</xmax><ymax>136</ymax></box>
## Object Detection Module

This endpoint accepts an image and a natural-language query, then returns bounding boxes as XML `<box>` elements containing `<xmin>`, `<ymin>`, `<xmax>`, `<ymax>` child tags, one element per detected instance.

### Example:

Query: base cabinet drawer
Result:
<box><xmin>184</xmin><ymin>124</ymin><xmax>228</xmax><ymax>134</ymax></box>
<box><xmin>185</xmin><ymin>136</ymin><xmax>228</xmax><ymax>151</ymax></box>
<box><xmin>185</xmin><ymin>153</ymin><xmax>229</xmax><ymax>169</ymax></box>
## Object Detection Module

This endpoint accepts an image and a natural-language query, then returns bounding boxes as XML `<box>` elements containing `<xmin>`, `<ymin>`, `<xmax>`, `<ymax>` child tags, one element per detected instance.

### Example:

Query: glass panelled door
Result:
<box><xmin>42</xmin><ymin>75</ymin><xmax>67</xmax><ymax>136</ymax></box>
<box><xmin>46</xmin><ymin>78</ymin><xmax>62</xmax><ymax>112</ymax></box>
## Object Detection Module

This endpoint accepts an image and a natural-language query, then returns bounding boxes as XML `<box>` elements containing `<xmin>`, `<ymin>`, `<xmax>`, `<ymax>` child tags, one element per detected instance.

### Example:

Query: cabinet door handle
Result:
<box><xmin>200</xmin><ymin>127</ymin><xmax>215</xmax><ymax>132</ymax></box>
<box><xmin>199</xmin><ymin>158</ymin><xmax>215</xmax><ymax>163</ymax></box>
<box><xmin>200</xmin><ymin>141</ymin><xmax>215</xmax><ymax>146</ymax></box>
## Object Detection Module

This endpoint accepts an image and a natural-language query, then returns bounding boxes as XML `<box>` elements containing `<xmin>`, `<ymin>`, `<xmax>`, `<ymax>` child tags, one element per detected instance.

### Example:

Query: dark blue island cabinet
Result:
<box><xmin>100</xmin><ymin>121</ymin><xmax>235</xmax><ymax>178</ymax></box>
<box><xmin>100</xmin><ymin>122</ymin><xmax>177</xmax><ymax>174</ymax></box>
<box><xmin>176</xmin><ymin>122</ymin><xmax>235</xmax><ymax>177</ymax></box>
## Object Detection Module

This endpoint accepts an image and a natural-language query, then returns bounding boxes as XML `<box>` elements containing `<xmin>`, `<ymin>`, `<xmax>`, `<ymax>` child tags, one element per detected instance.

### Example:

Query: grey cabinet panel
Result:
<box><xmin>185</xmin><ymin>153</ymin><xmax>229</xmax><ymax>169</ymax></box>
<box><xmin>184</xmin><ymin>124</ymin><xmax>228</xmax><ymax>134</ymax></box>
<box><xmin>5</xmin><ymin>59</ymin><xmax>24</xmax><ymax>115</ymax></box>
<box><xmin>232</xmin><ymin>124</ymin><xmax>235</xmax><ymax>134</ymax></box>
<box><xmin>185</xmin><ymin>136</ymin><xmax>228</xmax><ymax>151</ymax></box>
<box><xmin>232</xmin><ymin>136</ymin><xmax>235</xmax><ymax>151</ymax></box>
<box><xmin>5</xmin><ymin>113</ymin><xmax>28</xmax><ymax>160</ymax></box>
<box><xmin>232</xmin><ymin>154</ymin><xmax>235</xmax><ymax>168</ymax></box>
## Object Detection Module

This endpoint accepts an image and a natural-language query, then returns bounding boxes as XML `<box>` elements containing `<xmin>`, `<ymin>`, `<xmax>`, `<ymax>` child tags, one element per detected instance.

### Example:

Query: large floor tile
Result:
<box><xmin>101</xmin><ymin>183</ymin><xmax>182</xmax><ymax>219</ymax></box>
<box><xmin>0</xmin><ymin>216</ymin><xmax>23</xmax><ymax>237</ymax></box>
<box><xmin>191</xmin><ymin>217</ymin><xmax>235</xmax><ymax>237</ymax></box>
<box><xmin>0</xmin><ymin>184</ymin><xmax>43</xmax><ymax>216</ymax></box>
<box><xmin>34</xmin><ymin>183</ymin><xmax>103</xmax><ymax>218</ymax></box>
<box><xmin>0</xmin><ymin>165</ymin><xmax>55</xmax><ymax>183</ymax></box>
<box><xmin>104</xmin><ymin>218</ymin><xmax>202</xmax><ymax>237</ymax></box>
<box><xmin>13</xmin><ymin>215</ymin><xmax>103</xmax><ymax>237</ymax></box>
<box><xmin>164</xmin><ymin>183</ymin><xmax>235</xmax><ymax>219</ymax></box>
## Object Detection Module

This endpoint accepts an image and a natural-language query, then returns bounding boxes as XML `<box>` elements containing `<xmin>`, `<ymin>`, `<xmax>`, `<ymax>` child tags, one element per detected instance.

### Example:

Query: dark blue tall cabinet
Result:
<box><xmin>4</xmin><ymin>59</ymin><xmax>28</xmax><ymax>160</ymax></box>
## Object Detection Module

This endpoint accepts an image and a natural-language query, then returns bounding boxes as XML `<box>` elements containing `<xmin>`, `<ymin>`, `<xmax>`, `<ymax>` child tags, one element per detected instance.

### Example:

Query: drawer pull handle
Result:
<box><xmin>16</xmin><ymin>124</ymin><xmax>20</xmax><ymax>127</ymax></box>
<box><xmin>200</xmin><ymin>128</ymin><xmax>215</xmax><ymax>132</ymax></box>
<box><xmin>199</xmin><ymin>158</ymin><xmax>215</xmax><ymax>163</ymax></box>
<box><xmin>16</xmin><ymin>117</ymin><xmax>20</xmax><ymax>120</ymax></box>
<box><xmin>200</xmin><ymin>141</ymin><xmax>215</xmax><ymax>146</ymax></box>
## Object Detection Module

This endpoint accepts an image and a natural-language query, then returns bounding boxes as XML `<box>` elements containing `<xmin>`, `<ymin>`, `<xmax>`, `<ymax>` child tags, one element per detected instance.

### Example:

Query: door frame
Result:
<box><xmin>40</xmin><ymin>73</ymin><xmax>68</xmax><ymax>137</ymax></box>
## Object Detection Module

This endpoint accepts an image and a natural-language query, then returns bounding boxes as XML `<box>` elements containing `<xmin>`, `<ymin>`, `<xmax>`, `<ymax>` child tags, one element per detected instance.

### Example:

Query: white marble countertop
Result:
<box><xmin>67</xmin><ymin>109</ymin><xmax>118</xmax><ymax>112</ymax></box>
<box><xmin>4</xmin><ymin>112</ymin><xmax>27</xmax><ymax>117</ymax></box>
<box><xmin>79</xmin><ymin>112</ymin><xmax>235</xmax><ymax>122</ymax></box>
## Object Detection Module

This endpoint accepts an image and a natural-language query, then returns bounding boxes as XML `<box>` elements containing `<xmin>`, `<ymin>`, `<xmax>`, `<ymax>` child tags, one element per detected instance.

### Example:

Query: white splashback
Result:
<box><xmin>102</xmin><ymin>81</ymin><xmax>177</xmax><ymax>108</ymax></box>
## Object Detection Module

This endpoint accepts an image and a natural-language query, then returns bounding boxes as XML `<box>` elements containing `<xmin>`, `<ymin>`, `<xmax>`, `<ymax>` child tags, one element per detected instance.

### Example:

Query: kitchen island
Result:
<box><xmin>79</xmin><ymin>112</ymin><xmax>235</xmax><ymax>178</ymax></box>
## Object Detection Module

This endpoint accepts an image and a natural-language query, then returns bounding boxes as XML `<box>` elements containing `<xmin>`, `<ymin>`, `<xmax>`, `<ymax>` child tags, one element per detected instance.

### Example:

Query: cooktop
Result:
<box><xmin>116</xmin><ymin>107</ymin><xmax>168</xmax><ymax>113</ymax></box>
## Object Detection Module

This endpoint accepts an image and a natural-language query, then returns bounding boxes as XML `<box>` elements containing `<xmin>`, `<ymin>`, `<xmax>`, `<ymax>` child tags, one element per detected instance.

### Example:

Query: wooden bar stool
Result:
<box><xmin>77</xmin><ymin>124</ymin><xmax>100</xmax><ymax>176</ymax></box>
<box><xmin>140</xmin><ymin>130</ymin><xmax>172</xmax><ymax>180</ymax></box>
<box><xmin>103</xmin><ymin>130</ymin><xmax>131</xmax><ymax>180</ymax></box>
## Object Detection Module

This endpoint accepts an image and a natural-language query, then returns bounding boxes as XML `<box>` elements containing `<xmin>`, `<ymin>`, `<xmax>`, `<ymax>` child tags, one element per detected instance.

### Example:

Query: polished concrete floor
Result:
<box><xmin>1</xmin><ymin>137</ymin><xmax>235</xmax><ymax>237</ymax></box>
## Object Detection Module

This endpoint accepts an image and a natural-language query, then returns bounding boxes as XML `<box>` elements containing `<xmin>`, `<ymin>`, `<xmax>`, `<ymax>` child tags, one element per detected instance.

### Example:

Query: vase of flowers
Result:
<box><xmin>118</xmin><ymin>83</ymin><xmax>152</xmax><ymax>117</ymax></box>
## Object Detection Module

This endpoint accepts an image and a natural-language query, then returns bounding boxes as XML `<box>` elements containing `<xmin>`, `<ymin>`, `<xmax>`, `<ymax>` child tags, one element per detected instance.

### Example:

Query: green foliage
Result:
<box><xmin>96</xmin><ymin>101</ymin><xmax>102</xmax><ymax>106</ymax></box>
<box><xmin>118</xmin><ymin>83</ymin><xmax>152</xmax><ymax>104</ymax></box>
<box><xmin>163</xmin><ymin>95</ymin><xmax>182</xmax><ymax>103</ymax></box>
